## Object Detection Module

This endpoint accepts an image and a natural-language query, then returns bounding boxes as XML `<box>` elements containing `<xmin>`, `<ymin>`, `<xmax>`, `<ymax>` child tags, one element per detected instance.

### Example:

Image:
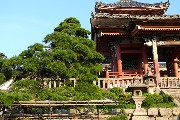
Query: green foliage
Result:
<box><xmin>2</xmin><ymin>56</ymin><xmax>23</xmax><ymax>79</ymax></box>
<box><xmin>37</xmin><ymin>86</ymin><xmax>76</xmax><ymax>101</ymax></box>
<box><xmin>0</xmin><ymin>73</ymin><xmax>6</xmax><ymax>85</ymax></box>
<box><xmin>0</xmin><ymin>17</ymin><xmax>104</xmax><ymax>84</ymax></box>
<box><xmin>3</xmin><ymin>79</ymin><xmax>41</xmax><ymax>105</ymax></box>
<box><xmin>53</xmin><ymin>17</ymin><xmax>90</xmax><ymax>38</ymax></box>
<box><xmin>0</xmin><ymin>17</ymin><xmax>105</xmax><ymax>104</ymax></box>
<box><xmin>107</xmin><ymin>114</ymin><xmax>128</xmax><ymax>120</ymax></box>
<box><xmin>43</xmin><ymin>17</ymin><xmax>104</xmax><ymax>82</ymax></box>
<box><xmin>117</xmin><ymin>103</ymin><xmax>135</xmax><ymax>109</ymax></box>
<box><xmin>37</xmin><ymin>88</ymin><xmax>68</xmax><ymax>101</ymax></box>
<box><xmin>0</xmin><ymin>91</ymin><xmax>33</xmax><ymax>106</ymax></box>
<box><xmin>142</xmin><ymin>93</ymin><xmax>176</xmax><ymax>108</ymax></box>
<box><xmin>104</xmin><ymin>87</ymin><xmax>132</xmax><ymax>103</ymax></box>
<box><xmin>73</xmin><ymin>82</ymin><xmax>104</xmax><ymax>100</ymax></box>
<box><xmin>10</xmin><ymin>79</ymin><xmax>41</xmax><ymax>94</ymax></box>
<box><xmin>19</xmin><ymin>43</ymin><xmax>46</xmax><ymax>79</ymax></box>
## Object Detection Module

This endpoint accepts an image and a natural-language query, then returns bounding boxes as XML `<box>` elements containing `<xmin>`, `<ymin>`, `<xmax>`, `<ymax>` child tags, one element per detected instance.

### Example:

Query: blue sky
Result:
<box><xmin>0</xmin><ymin>0</ymin><xmax>179</xmax><ymax>58</ymax></box>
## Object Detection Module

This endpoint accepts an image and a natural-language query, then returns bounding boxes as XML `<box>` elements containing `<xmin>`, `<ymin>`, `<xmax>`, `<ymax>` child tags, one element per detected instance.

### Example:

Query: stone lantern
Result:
<box><xmin>126</xmin><ymin>85</ymin><xmax>147</xmax><ymax>109</ymax></box>
<box><xmin>143</xmin><ymin>67</ymin><xmax>157</xmax><ymax>94</ymax></box>
<box><xmin>126</xmin><ymin>77</ymin><xmax>148</xmax><ymax>119</ymax></box>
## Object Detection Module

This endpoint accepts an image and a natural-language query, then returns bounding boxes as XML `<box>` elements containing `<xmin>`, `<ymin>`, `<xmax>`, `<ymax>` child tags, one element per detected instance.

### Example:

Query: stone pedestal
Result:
<box><xmin>133</xmin><ymin>108</ymin><xmax>147</xmax><ymax>116</ymax></box>
<box><xmin>132</xmin><ymin>96</ymin><xmax>145</xmax><ymax>109</ymax></box>
<box><xmin>132</xmin><ymin>108</ymin><xmax>148</xmax><ymax>120</ymax></box>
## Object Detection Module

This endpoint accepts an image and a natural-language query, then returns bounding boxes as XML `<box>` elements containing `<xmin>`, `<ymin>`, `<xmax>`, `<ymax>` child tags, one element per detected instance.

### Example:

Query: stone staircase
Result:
<box><xmin>161</xmin><ymin>88</ymin><xmax>180</xmax><ymax>106</ymax></box>
<box><xmin>0</xmin><ymin>79</ymin><xmax>14</xmax><ymax>91</ymax></box>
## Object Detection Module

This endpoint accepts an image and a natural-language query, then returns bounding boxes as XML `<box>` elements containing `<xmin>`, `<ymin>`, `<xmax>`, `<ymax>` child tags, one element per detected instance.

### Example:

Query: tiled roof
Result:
<box><xmin>96</xmin><ymin>0</ymin><xmax>170</xmax><ymax>8</ymax></box>
<box><xmin>91</xmin><ymin>18</ymin><xmax>131</xmax><ymax>27</ymax></box>
<box><xmin>92</xmin><ymin>13</ymin><xmax>180</xmax><ymax>20</ymax></box>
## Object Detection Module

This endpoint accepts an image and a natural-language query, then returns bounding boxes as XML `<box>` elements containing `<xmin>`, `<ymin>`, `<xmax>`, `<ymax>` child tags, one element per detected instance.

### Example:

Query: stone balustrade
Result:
<box><xmin>43</xmin><ymin>78</ymin><xmax>77</xmax><ymax>88</ymax></box>
<box><xmin>160</xmin><ymin>77</ymin><xmax>180</xmax><ymax>88</ymax></box>
<box><xmin>95</xmin><ymin>78</ymin><xmax>134</xmax><ymax>89</ymax></box>
<box><xmin>44</xmin><ymin>77</ymin><xmax>144</xmax><ymax>89</ymax></box>
<box><xmin>44</xmin><ymin>77</ymin><xmax>180</xmax><ymax>89</ymax></box>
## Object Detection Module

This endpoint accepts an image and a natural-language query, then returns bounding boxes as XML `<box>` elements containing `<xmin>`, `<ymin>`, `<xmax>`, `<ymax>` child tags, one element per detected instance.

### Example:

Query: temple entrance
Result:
<box><xmin>122</xmin><ymin>54</ymin><xmax>139</xmax><ymax>70</ymax></box>
<box><xmin>121</xmin><ymin>53</ymin><xmax>142</xmax><ymax>77</ymax></box>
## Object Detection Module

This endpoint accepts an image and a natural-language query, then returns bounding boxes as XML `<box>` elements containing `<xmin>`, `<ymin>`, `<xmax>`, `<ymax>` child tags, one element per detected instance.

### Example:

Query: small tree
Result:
<box><xmin>43</xmin><ymin>17</ymin><xmax>104</xmax><ymax>83</ymax></box>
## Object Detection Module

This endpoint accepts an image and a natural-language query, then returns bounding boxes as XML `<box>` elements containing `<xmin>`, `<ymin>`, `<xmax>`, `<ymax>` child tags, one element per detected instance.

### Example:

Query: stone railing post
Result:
<box><xmin>107</xmin><ymin>79</ymin><xmax>110</xmax><ymax>88</ymax></box>
<box><xmin>49</xmin><ymin>81</ymin><xmax>51</xmax><ymax>88</ymax></box>
<box><xmin>54</xmin><ymin>81</ymin><xmax>57</xmax><ymax>88</ymax></box>
<box><xmin>93</xmin><ymin>81</ymin><xmax>97</xmax><ymax>86</ymax></box>
<box><xmin>103</xmin><ymin>80</ymin><xmax>106</xmax><ymax>88</ymax></box>
<box><xmin>98</xmin><ymin>79</ymin><xmax>101</xmax><ymax>88</ymax></box>
<box><xmin>113</xmin><ymin>79</ymin><xmax>115</xmax><ymax>88</ymax></box>
<box><xmin>117</xmin><ymin>79</ymin><xmax>120</xmax><ymax>87</ymax></box>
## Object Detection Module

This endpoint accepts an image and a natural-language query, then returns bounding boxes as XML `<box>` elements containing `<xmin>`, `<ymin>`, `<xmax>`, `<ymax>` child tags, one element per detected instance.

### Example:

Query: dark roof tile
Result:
<box><xmin>96</xmin><ymin>0</ymin><xmax>169</xmax><ymax>8</ymax></box>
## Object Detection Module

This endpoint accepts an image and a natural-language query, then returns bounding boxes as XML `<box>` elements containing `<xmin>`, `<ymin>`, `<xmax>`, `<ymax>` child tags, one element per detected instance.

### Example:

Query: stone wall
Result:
<box><xmin>125</xmin><ymin>108</ymin><xmax>180</xmax><ymax>120</ymax></box>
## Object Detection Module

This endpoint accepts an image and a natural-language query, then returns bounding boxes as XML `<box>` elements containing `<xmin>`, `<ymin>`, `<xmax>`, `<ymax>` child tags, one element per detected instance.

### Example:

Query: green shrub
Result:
<box><xmin>10</xmin><ymin>79</ymin><xmax>41</xmax><ymax>94</ymax></box>
<box><xmin>162</xmin><ymin>94</ymin><xmax>173</xmax><ymax>103</ymax></box>
<box><xmin>117</xmin><ymin>103</ymin><xmax>135</xmax><ymax>109</ymax></box>
<box><xmin>107</xmin><ymin>114</ymin><xmax>128</xmax><ymax>120</ymax></box>
<box><xmin>74</xmin><ymin>82</ymin><xmax>104</xmax><ymax>100</ymax></box>
<box><xmin>104</xmin><ymin>87</ymin><xmax>132</xmax><ymax>103</ymax></box>
<box><xmin>110</xmin><ymin>87</ymin><xmax>123</xmax><ymax>95</ymax></box>
<box><xmin>142</xmin><ymin>93</ymin><xmax>176</xmax><ymax>108</ymax></box>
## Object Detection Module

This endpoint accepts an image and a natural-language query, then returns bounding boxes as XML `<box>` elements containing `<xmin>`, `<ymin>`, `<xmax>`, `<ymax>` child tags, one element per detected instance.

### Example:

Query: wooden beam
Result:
<box><xmin>121</xmin><ymin>50</ymin><xmax>142</xmax><ymax>54</ymax></box>
<box><xmin>157</xmin><ymin>41</ymin><xmax>180</xmax><ymax>46</ymax></box>
<box><xmin>119</xmin><ymin>44</ymin><xmax>143</xmax><ymax>48</ymax></box>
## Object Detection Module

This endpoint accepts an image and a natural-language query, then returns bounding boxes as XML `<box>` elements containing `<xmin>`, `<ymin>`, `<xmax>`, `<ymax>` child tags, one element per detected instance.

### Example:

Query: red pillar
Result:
<box><xmin>142</xmin><ymin>46</ymin><xmax>148</xmax><ymax>74</ymax></box>
<box><xmin>174</xmin><ymin>58</ymin><xmax>179</xmax><ymax>77</ymax></box>
<box><xmin>116</xmin><ymin>45</ymin><xmax>122</xmax><ymax>76</ymax></box>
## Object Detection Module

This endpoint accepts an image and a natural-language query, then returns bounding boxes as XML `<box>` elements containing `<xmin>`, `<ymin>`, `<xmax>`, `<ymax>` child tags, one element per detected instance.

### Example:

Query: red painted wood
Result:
<box><xmin>117</xmin><ymin>46</ymin><xmax>122</xmax><ymax>75</ymax></box>
<box><xmin>112</xmin><ymin>51</ymin><xmax>117</xmax><ymax>72</ymax></box>
<box><xmin>119</xmin><ymin>44</ymin><xmax>143</xmax><ymax>48</ymax></box>
<box><xmin>174</xmin><ymin>58</ymin><xmax>179</xmax><ymax>77</ymax></box>
<box><xmin>121</xmin><ymin>50</ymin><xmax>142</xmax><ymax>54</ymax></box>
<box><xmin>154</xmin><ymin>58</ymin><xmax>160</xmax><ymax>84</ymax></box>
<box><xmin>142</xmin><ymin>46</ymin><xmax>148</xmax><ymax>74</ymax></box>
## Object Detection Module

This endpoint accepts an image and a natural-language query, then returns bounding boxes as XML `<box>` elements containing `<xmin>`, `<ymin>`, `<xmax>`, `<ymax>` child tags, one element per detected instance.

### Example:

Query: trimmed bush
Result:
<box><xmin>142</xmin><ymin>93</ymin><xmax>176</xmax><ymax>108</ymax></box>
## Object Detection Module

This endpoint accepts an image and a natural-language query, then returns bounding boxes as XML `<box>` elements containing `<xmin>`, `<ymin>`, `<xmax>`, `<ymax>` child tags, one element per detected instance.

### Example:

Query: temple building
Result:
<box><xmin>91</xmin><ymin>0</ymin><xmax>180</xmax><ymax>87</ymax></box>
